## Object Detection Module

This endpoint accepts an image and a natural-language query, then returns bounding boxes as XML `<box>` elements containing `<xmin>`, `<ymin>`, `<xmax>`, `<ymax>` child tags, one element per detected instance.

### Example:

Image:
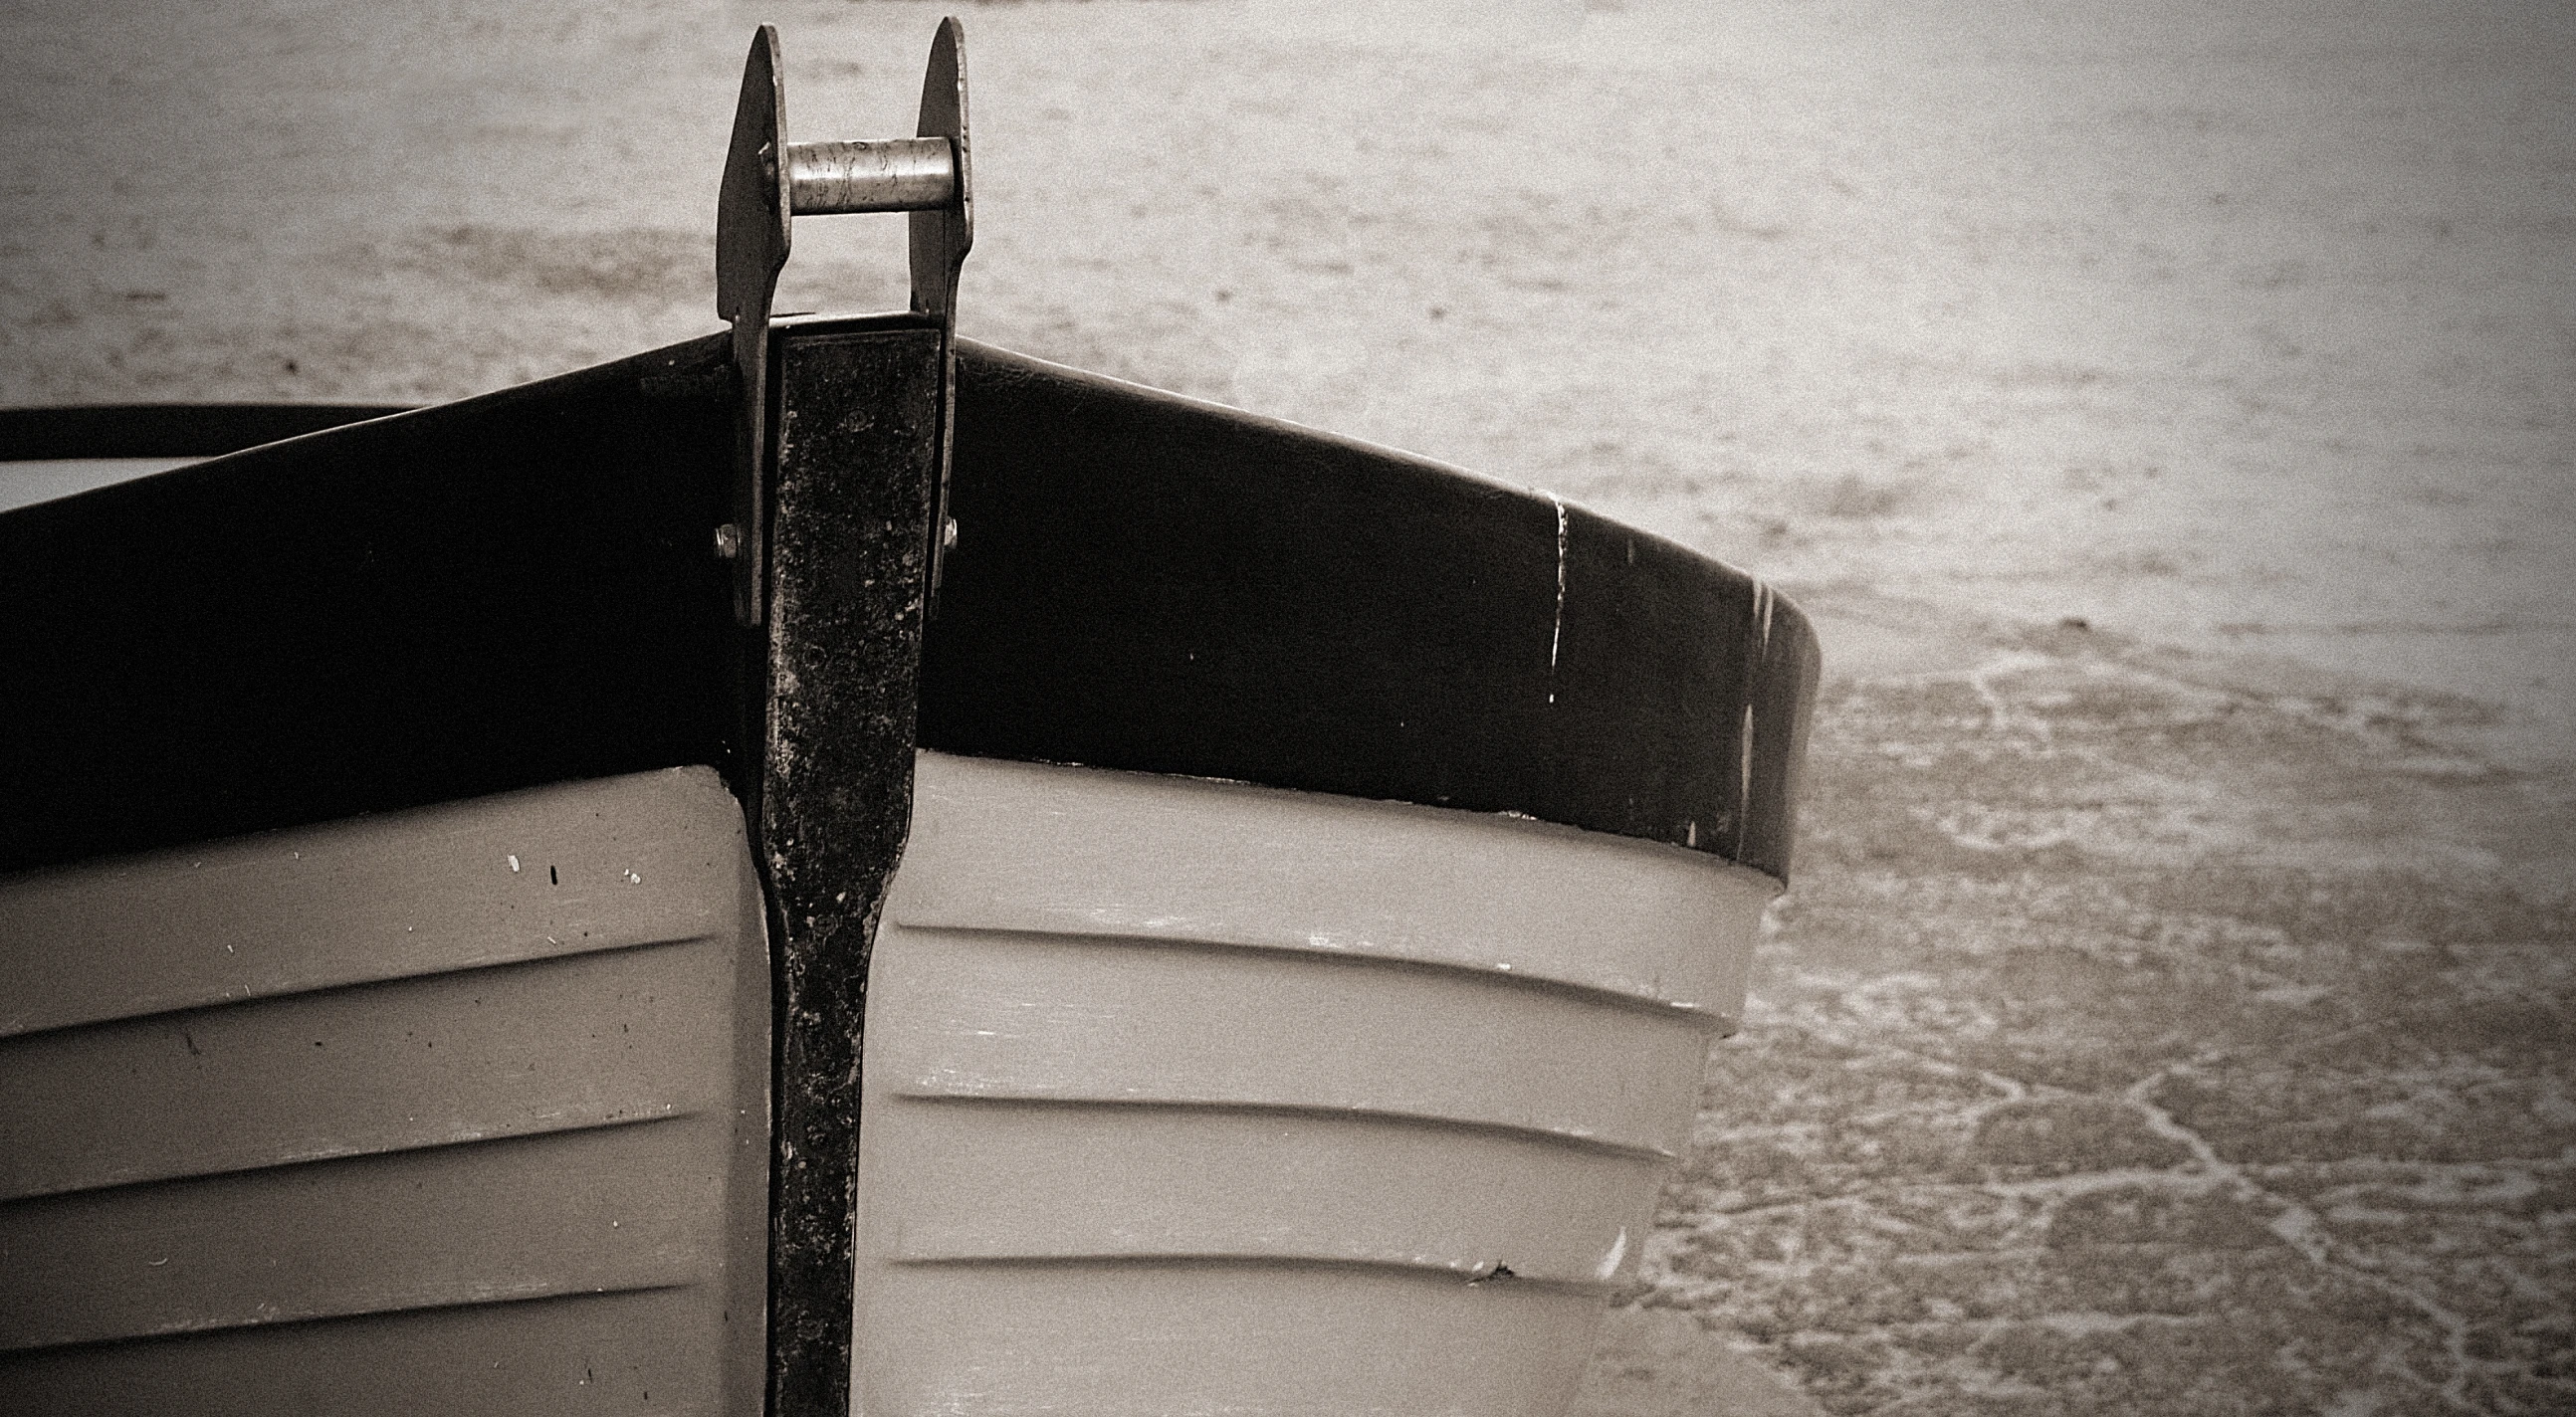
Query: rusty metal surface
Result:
<box><xmin>756</xmin><ymin>321</ymin><xmax>945</xmax><ymax>1417</ymax></box>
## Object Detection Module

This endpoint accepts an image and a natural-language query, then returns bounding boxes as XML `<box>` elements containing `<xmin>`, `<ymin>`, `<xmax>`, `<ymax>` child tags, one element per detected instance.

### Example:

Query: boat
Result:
<box><xmin>0</xmin><ymin>20</ymin><xmax>1818</xmax><ymax>1417</ymax></box>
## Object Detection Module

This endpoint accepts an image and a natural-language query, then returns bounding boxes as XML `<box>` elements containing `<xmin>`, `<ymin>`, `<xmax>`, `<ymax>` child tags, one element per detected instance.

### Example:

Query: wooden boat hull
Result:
<box><xmin>856</xmin><ymin>751</ymin><xmax>1773</xmax><ymax>1415</ymax></box>
<box><xmin>0</xmin><ymin>320</ymin><xmax>1817</xmax><ymax>1415</ymax></box>
<box><xmin>0</xmin><ymin>769</ymin><xmax>770</xmax><ymax>1414</ymax></box>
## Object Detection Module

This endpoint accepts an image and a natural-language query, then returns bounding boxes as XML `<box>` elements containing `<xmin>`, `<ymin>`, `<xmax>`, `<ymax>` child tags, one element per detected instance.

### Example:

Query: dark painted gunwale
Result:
<box><xmin>923</xmin><ymin>340</ymin><xmax>1818</xmax><ymax>880</ymax></box>
<box><xmin>0</xmin><ymin>329</ymin><xmax>1817</xmax><ymax>880</ymax></box>
<box><xmin>0</xmin><ymin>334</ymin><xmax>747</xmax><ymax>878</ymax></box>
<box><xmin>0</xmin><ymin>403</ymin><xmax>413</xmax><ymax>460</ymax></box>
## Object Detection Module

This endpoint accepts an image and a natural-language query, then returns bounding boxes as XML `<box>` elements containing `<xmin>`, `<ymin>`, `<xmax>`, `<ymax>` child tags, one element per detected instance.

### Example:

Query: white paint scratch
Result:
<box><xmin>1597</xmin><ymin>1226</ymin><xmax>1629</xmax><ymax>1282</ymax></box>
<box><xmin>1546</xmin><ymin>494</ymin><xmax>1568</xmax><ymax>704</ymax></box>
<box><xmin>1736</xmin><ymin>703</ymin><xmax>1756</xmax><ymax>849</ymax></box>
<box><xmin>1736</xmin><ymin>581</ymin><xmax>1776</xmax><ymax>857</ymax></box>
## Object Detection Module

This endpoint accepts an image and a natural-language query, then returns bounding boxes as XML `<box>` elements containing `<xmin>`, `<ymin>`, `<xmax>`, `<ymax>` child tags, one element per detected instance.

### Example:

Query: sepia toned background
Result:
<box><xmin>5</xmin><ymin>0</ymin><xmax>2569</xmax><ymax>1411</ymax></box>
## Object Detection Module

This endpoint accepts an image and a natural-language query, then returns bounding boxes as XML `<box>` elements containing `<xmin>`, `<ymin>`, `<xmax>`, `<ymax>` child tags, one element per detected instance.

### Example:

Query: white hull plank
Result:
<box><xmin>0</xmin><ymin>768</ymin><xmax>770</xmax><ymax>1416</ymax></box>
<box><xmin>856</xmin><ymin>751</ymin><xmax>1774</xmax><ymax>1415</ymax></box>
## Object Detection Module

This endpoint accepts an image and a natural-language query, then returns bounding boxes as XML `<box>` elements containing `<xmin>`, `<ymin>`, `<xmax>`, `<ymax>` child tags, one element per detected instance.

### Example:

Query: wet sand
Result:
<box><xmin>6</xmin><ymin>1</ymin><xmax>2570</xmax><ymax>1411</ymax></box>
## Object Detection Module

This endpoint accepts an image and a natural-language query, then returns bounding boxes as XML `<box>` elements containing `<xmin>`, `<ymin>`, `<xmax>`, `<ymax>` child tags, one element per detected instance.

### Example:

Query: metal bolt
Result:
<box><xmin>786</xmin><ymin>137</ymin><xmax>958</xmax><ymax>215</ymax></box>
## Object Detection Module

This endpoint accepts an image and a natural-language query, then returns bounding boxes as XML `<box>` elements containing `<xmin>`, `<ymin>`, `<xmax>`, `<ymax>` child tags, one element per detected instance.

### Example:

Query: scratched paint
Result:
<box><xmin>1547</xmin><ymin>492</ymin><xmax>1569</xmax><ymax>705</ymax></box>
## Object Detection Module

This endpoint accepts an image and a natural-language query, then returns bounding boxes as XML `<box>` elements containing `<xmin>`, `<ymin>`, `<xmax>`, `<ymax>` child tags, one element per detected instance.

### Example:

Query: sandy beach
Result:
<box><xmin>6</xmin><ymin>1</ymin><xmax>2569</xmax><ymax>1411</ymax></box>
